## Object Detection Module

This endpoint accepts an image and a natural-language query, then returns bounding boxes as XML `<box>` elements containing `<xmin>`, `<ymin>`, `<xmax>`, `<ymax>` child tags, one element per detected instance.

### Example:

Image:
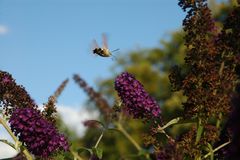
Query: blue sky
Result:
<box><xmin>0</xmin><ymin>0</ymin><xmax>185</xmax><ymax>107</ymax></box>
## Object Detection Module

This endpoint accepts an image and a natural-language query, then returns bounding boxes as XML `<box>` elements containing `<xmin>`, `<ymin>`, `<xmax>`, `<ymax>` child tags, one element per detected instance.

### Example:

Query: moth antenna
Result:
<box><xmin>111</xmin><ymin>48</ymin><xmax>120</xmax><ymax>53</ymax></box>
<box><xmin>111</xmin><ymin>54</ymin><xmax>117</xmax><ymax>61</ymax></box>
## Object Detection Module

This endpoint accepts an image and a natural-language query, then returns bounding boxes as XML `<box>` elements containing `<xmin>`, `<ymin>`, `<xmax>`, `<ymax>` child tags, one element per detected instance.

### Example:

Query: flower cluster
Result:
<box><xmin>177</xmin><ymin>125</ymin><xmax>219</xmax><ymax>158</ymax></box>
<box><xmin>0</xmin><ymin>71</ymin><xmax>37</xmax><ymax>115</ymax></box>
<box><xmin>169</xmin><ymin>0</ymin><xmax>240</xmax><ymax>158</ymax></box>
<box><xmin>42</xmin><ymin>79</ymin><xmax>69</xmax><ymax>124</ymax></box>
<box><xmin>73</xmin><ymin>74</ymin><xmax>112</xmax><ymax>120</ymax></box>
<box><xmin>114</xmin><ymin>72</ymin><xmax>161</xmax><ymax>120</ymax></box>
<box><xmin>170</xmin><ymin>0</ymin><xmax>237</xmax><ymax>121</ymax></box>
<box><xmin>9</xmin><ymin>107</ymin><xmax>69</xmax><ymax>158</ymax></box>
<box><xmin>155</xmin><ymin>139</ymin><xmax>182</xmax><ymax>160</ymax></box>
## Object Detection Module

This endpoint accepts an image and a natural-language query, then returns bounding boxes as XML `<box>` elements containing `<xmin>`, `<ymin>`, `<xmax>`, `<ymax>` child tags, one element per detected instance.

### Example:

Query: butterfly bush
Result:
<box><xmin>73</xmin><ymin>74</ymin><xmax>112</xmax><ymax>119</ymax></box>
<box><xmin>0</xmin><ymin>71</ymin><xmax>37</xmax><ymax>115</ymax></box>
<box><xmin>114</xmin><ymin>72</ymin><xmax>161</xmax><ymax>120</ymax></box>
<box><xmin>168</xmin><ymin>0</ymin><xmax>240</xmax><ymax>159</ymax></box>
<box><xmin>2</xmin><ymin>1</ymin><xmax>240</xmax><ymax>159</ymax></box>
<box><xmin>0</xmin><ymin>71</ymin><xmax>69</xmax><ymax>158</ymax></box>
<box><xmin>9</xmin><ymin>107</ymin><xmax>69</xmax><ymax>158</ymax></box>
<box><xmin>42</xmin><ymin>79</ymin><xmax>69</xmax><ymax>124</ymax></box>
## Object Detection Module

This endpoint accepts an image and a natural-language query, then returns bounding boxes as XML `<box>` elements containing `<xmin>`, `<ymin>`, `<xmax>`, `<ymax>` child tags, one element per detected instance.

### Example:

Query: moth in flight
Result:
<box><xmin>92</xmin><ymin>34</ymin><xmax>119</xmax><ymax>58</ymax></box>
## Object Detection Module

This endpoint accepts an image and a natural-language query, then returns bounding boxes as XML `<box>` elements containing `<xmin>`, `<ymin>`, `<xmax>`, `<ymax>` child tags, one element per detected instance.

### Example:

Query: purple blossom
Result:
<box><xmin>9</xmin><ymin>107</ymin><xmax>69</xmax><ymax>158</ymax></box>
<box><xmin>114</xmin><ymin>72</ymin><xmax>161</xmax><ymax>120</ymax></box>
<box><xmin>0</xmin><ymin>71</ymin><xmax>37</xmax><ymax>115</ymax></box>
<box><xmin>2</xmin><ymin>75</ymin><xmax>11</xmax><ymax>83</ymax></box>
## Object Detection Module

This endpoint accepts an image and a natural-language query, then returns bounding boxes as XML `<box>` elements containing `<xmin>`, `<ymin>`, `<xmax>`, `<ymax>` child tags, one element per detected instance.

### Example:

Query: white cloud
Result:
<box><xmin>0</xmin><ymin>125</ymin><xmax>14</xmax><ymax>142</ymax></box>
<box><xmin>57</xmin><ymin>105</ymin><xmax>99</xmax><ymax>137</ymax></box>
<box><xmin>0</xmin><ymin>142</ymin><xmax>18</xmax><ymax>159</ymax></box>
<box><xmin>38</xmin><ymin>104</ymin><xmax>99</xmax><ymax>137</ymax></box>
<box><xmin>0</xmin><ymin>25</ymin><xmax>9</xmax><ymax>35</ymax></box>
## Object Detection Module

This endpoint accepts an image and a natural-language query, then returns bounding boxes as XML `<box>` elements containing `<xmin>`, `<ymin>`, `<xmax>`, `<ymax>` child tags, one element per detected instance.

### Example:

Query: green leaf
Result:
<box><xmin>207</xmin><ymin>143</ymin><xmax>214</xmax><ymax>160</ymax></box>
<box><xmin>77</xmin><ymin>147</ymin><xmax>92</xmax><ymax>155</ymax></box>
<box><xmin>92</xmin><ymin>147</ymin><xmax>103</xmax><ymax>159</ymax></box>
<box><xmin>138</xmin><ymin>149</ymin><xmax>148</xmax><ymax>156</ymax></box>
<box><xmin>0</xmin><ymin>139</ymin><xmax>16</xmax><ymax>149</ymax></box>
<box><xmin>137</xmin><ymin>149</ymin><xmax>151</xmax><ymax>160</ymax></box>
<box><xmin>195</xmin><ymin>120</ymin><xmax>204</xmax><ymax>144</ymax></box>
<box><xmin>183</xmin><ymin>155</ymin><xmax>192</xmax><ymax>160</ymax></box>
<box><xmin>158</xmin><ymin>117</ymin><xmax>182</xmax><ymax>133</ymax></box>
<box><xmin>106</xmin><ymin>128</ymin><xmax>121</xmax><ymax>133</ymax></box>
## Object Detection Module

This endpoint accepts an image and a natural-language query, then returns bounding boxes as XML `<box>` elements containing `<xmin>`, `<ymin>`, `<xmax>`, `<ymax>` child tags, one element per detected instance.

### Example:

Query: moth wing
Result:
<box><xmin>102</xmin><ymin>33</ymin><xmax>108</xmax><ymax>49</ymax></box>
<box><xmin>92</xmin><ymin>39</ymin><xmax>99</xmax><ymax>50</ymax></box>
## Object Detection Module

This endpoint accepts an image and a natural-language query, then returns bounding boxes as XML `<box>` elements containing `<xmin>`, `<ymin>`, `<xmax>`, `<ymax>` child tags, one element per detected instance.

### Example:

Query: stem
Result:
<box><xmin>194</xmin><ymin>118</ymin><xmax>204</xmax><ymax>160</ymax></box>
<box><xmin>22</xmin><ymin>149</ymin><xmax>33</xmax><ymax>160</ymax></box>
<box><xmin>0</xmin><ymin>116</ymin><xmax>33</xmax><ymax>160</ymax></box>
<box><xmin>70</xmin><ymin>149</ymin><xmax>85</xmax><ymax>160</ymax></box>
<box><xmin>218</xmin><ymin>62</ymin><xmax>224</xmax><ymax>76</ymax></box>
<box><xmin>195</xmin><ymin>118</ymin><xmax>204</xmax><ymax>145</ymax></box>
<box><xmin>157</xmin><ymin>127</ymin><xmax>173</xmax><ymax>141</ymax></box>
<box><xmin>203</xmin><ymin>141</ymin><xmax>231</xmax><ymax>159</ymax></box>
<box><xmin>195</xmin><ymin>157</ymin><xmax>202</xmax><ymax>160</ymax></box>
<box><xmin>214</xmin><ymin>61</ymin><xmax>225</xmax><ymax>128</ymax></box>
<box><xmin>157</xmin><ymin>117</ymin><xmax>182</xmax><ymax>142</ymax></box>
<box><xmin>94</xmin><ymin>132</ymin><xmax>104</xmax><ymax>148</ymax></box>
<box><xmin>0</xmin><ymin>116</ymin><xmax>18</xmax><ymax>142</ymax></box>
<box><xmin>207</xmin><ymin>143</ymin><xmax>214</xmax><ymax>160</ymax></box>
<box><xmin>216</xmin><ymin>113</ymin><xmax>222</xmax><ymax>129</ymax></box>
<box><xmin>116</xmin><ymin>123</ymin><xmax>141</xmax><ymax>151</ymax></box>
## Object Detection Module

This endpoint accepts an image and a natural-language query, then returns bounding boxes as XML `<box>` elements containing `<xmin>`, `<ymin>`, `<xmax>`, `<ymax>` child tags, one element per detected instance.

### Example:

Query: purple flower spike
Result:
<box><xmin>114</xmin><ymin>72</ymin><xmax>161</xmax><ymax>120</ymax></box>
<box><xmin>9</xmin><ymin>107</ymin><xmax>69</xmax><ymax>158</ymax></box>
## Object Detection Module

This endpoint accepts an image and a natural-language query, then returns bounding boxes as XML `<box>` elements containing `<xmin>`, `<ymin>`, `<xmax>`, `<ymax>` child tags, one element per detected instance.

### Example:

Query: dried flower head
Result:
<box><xmin>156</xmin><ymin>139</ymin><xmax>182</xmax><ymax>160</ymax></box>
<box><xmin>73</xmin><ymin>74</ymin><xmax>112</xmax><ymax>121</ymax></box>
<box><xmin>167</xmin><ymin>1</ymin><xmax>240</xmax><ymax>159</ymax></box>
<box><xmin>114</xmin><ymin>72</ymin><xmax>161</xmax><ymax>120</ymax></box>
<box><xmin>0</xmin><ymin>71</ymin><xmax>37</xmax><ymax>115</ymax></box>
<box><xmin>9</xmin><ymin>107</ymin><xmax>69</xmax><ymax>158</ymax></box>
<box><xmin>42</xmin><ymin>79</ymin><xmax>69</xmax><ymax>124</ymax></box>
<box><xmin>83</xmin><ymin>120</ymin><xmax>104</xmax><ymax>129</ymax></box>
<box><xmin>170</xmin><ymin>0</ymin><xmax>237</xmax><ymax>123</ymax></box>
